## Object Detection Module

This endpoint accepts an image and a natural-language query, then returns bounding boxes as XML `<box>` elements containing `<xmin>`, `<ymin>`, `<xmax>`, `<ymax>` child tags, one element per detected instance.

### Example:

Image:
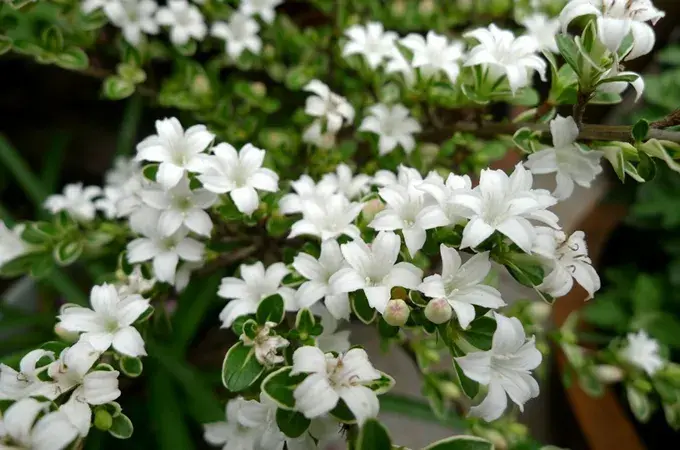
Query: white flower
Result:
<box><xmin>48</xmin><ymin>342</ymin><xmax>121</xmax><ymax>436</ymax></box>
<box><xmin>58</xmin><ymin>285</ymin><xmax>149</xmax><ymax>357</ymax></box>
<box><xmin>127</xmin><ymin>225</ymin><xmax>204</xmax><ymax>283</ymax></box>
<box><xmin>342</xmin><ymin>22</ymin><xmax>398</xmax><ymax>68</ymax></box>
<box><xmin>329</xmin><ymin>231</ymin><xmax>423</xmax><ymax>314</ymax></box>
<box><xmin>44</xmin><ymin>183</ymin><xmax>101</xmax><ymax>222</ymax></box>
<box><xmin>320</xmin><ymin>164</ymin><xmax>371</xmax><ymax>200</ymax></box>
<box><xmin>155</xmin><ymin>0</ymin><xmax>207</xmax><ymax>45</ymax></box>
<box><xmin>303</xmin><ymin>80</ymin><xmax>355</xmax><ymax>134</ymax></box>
<box><xmin>94</xmin><ymin>186</ymin><xmax>124</xmax><ymax>219</ymax></box>
<box><xmin>302</xmin><ymin>120</ymin><xmax>338</xmax><ymax>149</ymax></box>
<box><xmin>537</xmin><ymin>229</ymin><xmax>600</xmax><ymax>299</ymax></box>
<box><xmin>521</xmin><ymin>13</ymin><xmax>560</xmax><ymax>53</ymax></box>
<box><xmin>140</xmin><ymin>176</ymin><xmax>217</xmax><ymax>237</ymax></box>
<box><xmin>135</xmin><ymin>117</ymin><xmax>215</xmax><ymax>189</ymax></box>
<box><xmin>174</xmin><ymin>260</ymin><xmax>203</xmax><ymax>292</ymax></box>
<box><xmin>289</xmin><ymin>194</ymin><xmax>363</xmax><ymax>241</ymax></box>
<box><xmin>370</xmin><ymin>184</ymin><xmax>448</xmax><ymax>256</ymax></box>
<box><xmin>234</xmin><ymin>394</ymin><xmax>316</xmax><ymax>450</ymax></box>
<box><xmin>104</xmin><ymin>0</ymin><xmax>159</xmax><ymax>45</ymax></box>
<box><xmin>456</xmin><ymin>313</ymin><xmax>542</xmax><ymax>421</ymax></box>
<box><xmin>294</xmin><ymin>240</ymin><xmax>351</xmax><ymax>320</ymax></box>
<box><xmin>0</xmin><ymin>350</ymin><xmax>58</xmax><ymax>401</ymax></box>
<box><xmin>621</xmin><ymin>330</ymin><xmax>664</xmax><ymax>375</ymax></box>
<box><xmin>116</xmin><ymin>265</ymin><xmax>156</xmax><ymax>297</ymax></box>
<box><xmin>0</xmin><ymin>398</ymin><xmax>79</xmax><ymax>450</ymax></box>
<box><xmin>359</xmin><ymin>103</ymin><xmax>422</xmax><ymax>155</ymax></box>
<box><xmin>400</xmin><ymin>31</ymin><xmax>465</xmax><ymax>83</ymax></box>
<box><xmin>560</xmin><ymin>0</ymin><xmax>665</xmax><ymax>61</ymax></box>
<box><xmin>313</xmin><ymin>304</ymin><xmax>351</xmax><ymax>353</ymax></box>
<box><xmin>203</xmin><ymin>397</ymin><xmax>259</xmax><ymax>450</ymax></box>
<box><xmin>218</xmin><ymin>262</ymin><xmax>296</xmax><ymax>327</ymax></box>
<box><xmin>417</xmin><ymin>173</ymin><xmax>473</xmax><ymax>225</ymax></box>
<box><xmin>81</xmin><ymin>0</ymin><xmax>106</xmax><ymax>14</ymax></box>
<box><xmin>239</xmin><ymin>0</ymin><xmax>282</xmax><ymax>23</ymax></box>
<box><xmin>0</xmin><ymin>222</ymin><xmax>28</xmax><ymax>269</ymax></box>
<box><xmin>198</xmin><ymin>143</ymin><xmax>279</xmax><ymax>216</ymax></box>
<box><xmin>385</xmin><ymin>45</ymin><xmax>416</xmax><ymax>85</ymax></box>
<box><xmin>464</xmin><ymin>24</ymin><xmax>547</xmax><ymax>93</ymax></box>
<box><xmin>279</xmin><ymin>174</ymin><xmax>337</xmax><ymax>215</ymax></box>
<box><xmin>419</xmin><ymin>245</ymin><xmax>505</xmax><ymax>329</ymax></box>
<box><xmin>453</xmin><ymin>164</ymin><xmax>559</xmax><ymax>253</ymax></box>
<box><xmin>373</xmin><ymin>164</ymin><xmax>423</xmax><ymax>188</ymax></box>
<box><xmin>106</xmin><ymin>156</ymin><xmax>141</xmax><ymax>187</ymax></box>
<box><xmin>211</xmin><ymin>13</ymin><xmax>262</xmax><ymax>59</ymax></box>
<box><xmin>240</xmin><ymin>322</ymin><xmax>290</xmax><ymax>366</ymax></box>
<box><xmin>597</xmin><ymin>66</ymin><xmax>645</xmax><ymax>101</ymax></box>
<box><xmin>291</xmin><ymin>346</ymin><xmax>381</xmax><ymax>425</ymax></box>
<box><xmin>525</xmin><ymin>115</ymin><xmax>603</xmax><ymax>200</ymax></box>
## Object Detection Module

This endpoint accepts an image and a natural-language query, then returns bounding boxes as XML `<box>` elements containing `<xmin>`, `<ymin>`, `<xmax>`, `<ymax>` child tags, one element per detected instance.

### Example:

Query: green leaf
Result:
<box><xmin>378</xmin><ymin>317</ymin><xmax>399</xmax><ymax>338</ymax></box>
<box><xmin>0</xmin><ymin>253</ymin><xmax>40</xmax><ymax>277</ymax></box>
<box><xmin>590</xmin><ymin>91</ymin><xmax>622</xmax><ymax>104</ymax></box>
<box><xmin>275</xmin><ymin>408</ymin><xmax>310</xmax><ymax>438</ymax></box>
<box><xmin>351</xmin><ymin>290</ymin><xmax>377</xmax><ymax>324</ymax></box>
<box><xmin>602</xmin><ymin>145</ymin><xmax>626</xmax><ymax>182</ymax></box>
<box><xmin>379</xmin><ymin>393</ymin><xmax>465</xmax><ymax>428</ymax></box>
<box><xmin>632</xmin><ymin>273</ymin><xmax>662</xmax><ymax>315</ymax></box>
<box><xmin>0</xmin><ymin>135</ymin><xmax>48</xmax><ymax>207</ymax></box>
<box><xmin>222</xmin><ymin>342</ymin><xmax>265</xmax><ymax>392</ymax></box>
<box><xmin>423</xmin><ymin>435</ymin><xmax>494</xmax><ymax>450</ymax></box>
<box><xmin>108</xmin><ymin>413</ymin><xmax>134</xmax><ymax>440</ymax></box>
<box><xmin>632</xmin><ymin>119</ymin><xmax>650</xmax><ymax>142</ymax></box>
<box><xmin>461</xmin><ymin>316</ymin><xmax>496</xmax><ymax>351</ymax></box>
<box><xmin>41</xmin><ymin>26</ymin><xmax>63</xmax><ymax>53</ymax></box>
<box><xmin>0</xmin><ymin>36</ymin><xmax>12</xmax><ymax>55</ymax></box>
<box><xmin>119</xmin><ymin>356</ymin><xmax>143</xmax><ymax>378</ymax></box>
<box><xmin>366</xmin><ymin>372</ymin><xmax>395</xmax><ymax>394</ymax></box>
<box><xmin>356</xmin><ymin>418</ymin><xmax>392</xmax><ymax>450</ymax></box>
<box><xmin>627</xmin><ymin>385</ymin><xmax>653</xmax><ymax>422</ymax></box>
<box><xmin>21</xmin><ymin>222</ymin><xmax>58</xmax><ymax>244</ymax></box>
<box><xmin>295</xmin><ymin>308</ymin><xmax>316</xmax><ymax>337</ymax></box>
<box><xmin>53</xmin><ymin>239</ymin><xmax>83</xmax><ymax>266</ymax></box>
<box><xmin>637</xmin><ymin>151</ymin><xmax>657</xmax><ymax>181</ymax></box>
<box><xmin>598</xmin><ymin>73</ymin><xmax>640</xmax><ymax>85</ymax></box>
<box><xmin>103</xmin><ymin>76</ymin><xmax>135</xmax><ymax>100</ymax></box>
<box><xmin>329</xmin><ymin>399</ymin><xmax>356</xmax><ymax>423</ymax></box>
<box><xmin>503</xmin><ymin>253</ymin><xmax>545</xmax><ymax>288</ymax></box>
<box><xmin>508</xmin><ymin>88</ymin><xmax>540</xmax><ymax>106</ymax></box>
<box><xmin>556</xmin><ymin>35</ymin><xmax>580</xmax><ymax>75</ymax></box>
<box><xmin>147</xmin><ymin>368</ymin><xmax>192</xmax><ymax>448</ymax></box>
<box><xmin>55</xmin><ymin>47</ymin><xmax>89</xmax><ymax>70</ymax></box>
<box><xmin>639</xmin><ymin>139</ymin><xmax>680</xmax><ymax>174</ymax></box>
<box><xmin>172</xmin><ymin>272</ymin><xmax>223</xmax><ymax>354</ymax></box>
<box><xmin>261</xmin><ymin>367</ymin><xmax>306</xmax><ymax>409</ymax></box>
<box><xmin>256</xmin><ymin>294</ymin><xmax>285</xmax><ymax>325</ymax></box>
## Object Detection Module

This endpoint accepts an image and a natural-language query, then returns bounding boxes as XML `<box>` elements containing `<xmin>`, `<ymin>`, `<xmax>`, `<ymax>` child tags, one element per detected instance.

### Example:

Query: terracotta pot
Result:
<box><xmin>552</xmin><ymin>202</ymin><xmax>645</xmax><ymax>450</ymax></box>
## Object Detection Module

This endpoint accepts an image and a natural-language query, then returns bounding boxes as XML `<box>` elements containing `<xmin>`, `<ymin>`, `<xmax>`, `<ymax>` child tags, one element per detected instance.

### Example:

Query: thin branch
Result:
<box><xmin>422</xmin><ymin>120</ymin><xmax>680</xmax><ymax>143</ymax></box>
<box><xmin>650</xmin><ymin>108</ymin><xmax>680</xmax><ymax>128</ymax></box>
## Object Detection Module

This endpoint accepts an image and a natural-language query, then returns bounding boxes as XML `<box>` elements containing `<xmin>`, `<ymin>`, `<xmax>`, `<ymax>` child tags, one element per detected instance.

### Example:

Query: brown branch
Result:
<box><xmin>650</xmin><ymin>108</ymin><xmax>680</xmax><ymax>129</ymax></box>
<box><xmin>421</xmin><ymin>121</ymin><xmax>680</xmax><ymax>144</ymax></box>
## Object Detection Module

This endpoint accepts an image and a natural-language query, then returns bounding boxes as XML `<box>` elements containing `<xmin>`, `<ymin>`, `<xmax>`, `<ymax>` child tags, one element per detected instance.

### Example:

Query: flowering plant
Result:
<box><xmin>1</xmin><ymin>0</ymin><xmax>680</xmax><ymax>449</ymax></box>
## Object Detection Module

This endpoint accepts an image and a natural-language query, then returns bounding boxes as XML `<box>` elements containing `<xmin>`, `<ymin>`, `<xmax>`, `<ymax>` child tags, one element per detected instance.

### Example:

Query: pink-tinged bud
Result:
<box><xmin>383</xmin><ymin>299</ymin><xmax>410</xmax><ymax>327</ymax></box>
<box><xmin>362</xmin><ymin>198</ymin><xmax>385</xmax><ymax>221</ymax></box>
<box><xmin>54</xmin><ymin>324</ymin><xmax>79</xmax><ymax>343</ymax></box>
<box><xmin>594</xmin><ymin>365</ymin><xmax>624</xmax><ymax>383</ymax></box>
<box><xmin>424</xmin><ymin>298</ymin><xmax>452</xmax><ymax>324</ymax></box>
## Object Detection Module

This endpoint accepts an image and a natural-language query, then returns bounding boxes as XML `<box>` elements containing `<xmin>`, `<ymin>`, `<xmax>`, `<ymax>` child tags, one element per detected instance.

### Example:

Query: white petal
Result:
<box><xmin>293</xmin><ymin>253</ymin><xmax>324</xmax><ymax>281</ymax></box>
<box><xmin>157</xmin><ymin>162</ymin><xmax>185</xmax><ymax>188</ymax></box>
<box><xmin>550</xmin><ymin>115</ymin><xmax>579</xmax><ymax>149</ymax></box>
<box><xmin>82</xmin><ymin>371</ymin><xmax>121</xmax><ymax>404</ymax></box>
<box><xmin>597</xmin><ymin>17</ymin><xmax>631</xmax><ymax>54</ymax></box>
<box><xmin>153</xmin><ymin>251</ymin><xmax>179</xmax><ymax>282</ymax></box>
<box><xmin>291</xmin><ymin>346</ymin><xmax>327</xmax><ymax>375</ymax></box>
<box><xmin>338</xmin><ymin>386</ymin><xmax>379</xmax><ymax>426</ymax></box>
<box><xmin>158</xmin><ymin>210</ymin><xmax>184</xmax><ymax>237</ymax></box>
<box><xmin>626</xmin><ymin>21</ymin><xmax>655</xmax><ymax>61</ymax></box>
<box><xmin>363</xmin><ymin>286</ymin><xmax>391</xmax><ymax>314</ymax></box>
<box><xmin>469</xmin><ymin>380</ymin><xmax>507</xmax><ymax>422</ymax></box>
<box><xmin>455</xmin><ymin>350</ymin><xmax>492</xmax><ymax>384</ymax></box>
<box><xmin>231</xmin><ymin>186</ymin><xmax>260</xmax><ymax>215</ymax></box>
<box><xmin>31</xmin><ymin>411</ymin><xmax>78</xmax><ymax>450</ymax></box>
<box><xmin>496</xmin><ymin>218</ymin><xmax>534</xmax><ymax>253</ymax></box>
<box><xmin>402</xmin><ymin>227</ymin><xmax>426</xmax><ymax>257</ymax></box>
<box><xmin>296</xmin><ymin>281</ymin><xmax>328</xmax><ymax>309</ymax></box>
<box><xmin>112</xmin><ymin>327</ymin><xmax>147</xmax><ymax>357</ymax></box>
<box><xmin>293</xmin><ymin>373</ymin><xmax>339</xmax><ymax>419</ymax></box>
<box><xmin>450</xmin><ymin>301</ymin><xmax>477</xmax><ymax>329</ymax></box>
<box><xmin>219</xmin><ymin>299</ymin><xmax>257</xmax><ymax>328</ymax></box>
<box><xmin>492</xmin><ymin>313</ymin><xmax>526</xmax><ymax>354</ymax></box>
<box><xmin>324</xmin><ymin>293</ymin><xmax>351</xmax><ymax>320</ymax></box>
<box><xmin>185</xmin><ymin>209</ymin><xmax>213</xmax><ymax>237</ymax></box>
<box><xmin>460</xmin><ymin>217</ymin><xmax>495</xmax><ymax>249</ymax></box>
<box><xmin>175</xmin><ymin>238</ymin><xmax>204</xmax><ymax>262</ymax></box>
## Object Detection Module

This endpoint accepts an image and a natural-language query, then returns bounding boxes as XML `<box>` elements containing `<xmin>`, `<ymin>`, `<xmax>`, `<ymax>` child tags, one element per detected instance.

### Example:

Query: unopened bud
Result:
<box><xmin>362</xmin><ymin>198</ymin><xmax>385</xmax><ymax>221</ymax></box>
<box><xmin>528</xmin><ymin>302</ymin><xmax>552</xmax><ymax>323</ymax></box>
<box><xmin>94</xmin><ymin>409</ymin><xmax>113</xmax><ymax>431</ymax></box>
<box><xmin>383</xmin><ymin>299</ymin><xmax>410</xmax><ymax>327</ymax></box>
<box><xmin>424</xmin><ymin>298</ymin><xmax>452</xmax><ymax>324</ymax></box>
<box><xmin>594</xmin><ymin>364</ymin><xmax>624</xmax><ymax>383</ymax></box>
<box><xmin>54</xmin><ymin>324</ymin><xmax>79</xmax><ymax>343</ymax></box>
<box><xmin>439</xmin><ymin>381</ymin><xmax>461</xmax><ymax>399</ymax></box>
<box><xmin>418</xmin><ymin>0</ymin><xmax>435</xmax><ymax>15</ymax></box>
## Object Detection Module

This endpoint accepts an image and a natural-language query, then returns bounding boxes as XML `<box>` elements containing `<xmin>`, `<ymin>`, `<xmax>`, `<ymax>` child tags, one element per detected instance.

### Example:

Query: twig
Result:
<box><xmin>421</xmin><ymin>120</ymin><xmax>680</xmax><ymax>144</ymax></box>
<box><xmin>572</xmin><ymin>89</ymin><xmax>593</xmax><ymax>129</ymax></box>
<box><xmin>650</xmin><ymin>108</ymin><xmax>680</xmax><ymax>128</ymax></box>
<box><xmin>196</xmin><ymin>244</ymin><xmax>258</xmax><ymax>276</ymax></box>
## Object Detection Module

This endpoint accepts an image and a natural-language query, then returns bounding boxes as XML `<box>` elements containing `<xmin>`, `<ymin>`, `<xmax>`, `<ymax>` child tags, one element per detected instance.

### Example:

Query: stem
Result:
<box><xmin>422</xmin><ymin>120</ymin><xmax>680</xmax><ymax>144</ymax></box>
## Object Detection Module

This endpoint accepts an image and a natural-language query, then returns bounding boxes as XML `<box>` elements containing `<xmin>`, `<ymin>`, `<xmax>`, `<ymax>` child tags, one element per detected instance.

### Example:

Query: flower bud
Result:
<box><xmin>54</xmin><ymin>324</ymin><xmax>79</xmax><ymax>343</ymax></box>
<box><xmin>528</xmin><ymin>301</ymin><xmax>552</xmax><ymax>323</ymax></box>
<box><xmin>383</xmin><ymin>299</ymin><xmax>410</xmax><ymax>327</ymax></box>
<box><xmin>594</xmin><ymin>364</ymin><xmax>624</xmax><ymax>383</ymax></box>
<box><xmin>362</xmin><ymin>198</ymin><xmax>385</xmax><ymax>222</ymax></box>
<box><xmin>94</xmin><ymin>409</ymin><xmax>113</xmax><ymax>431</ymax></box>
<box><xmin>439</xmin><ymin>381</ymin><xmax>461</xmax><ymax>399</ymax></box>
<box><xmin>424</xmin><ymin>298</ymin><xmax>452</xmax><ymax>324</ymax></box>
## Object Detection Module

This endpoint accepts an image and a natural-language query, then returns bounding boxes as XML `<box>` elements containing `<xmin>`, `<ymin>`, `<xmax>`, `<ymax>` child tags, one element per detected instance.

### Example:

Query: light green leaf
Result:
<box><xmin>53</xmin><ymin>239</ymin><xmax>83</xmax><ymax>266</ymax></box>
<box><xmin>119</xmin><ymin>356</ymin><xmax>143</xmax><ymax>378</ymax></box>
<box><xmin>261</xmin><ymin>367</ymin><xmax>306</xmax><ymax>410</ymax></box>
<box><xmin>108</xmin><ymin>413</ymin><xmax>134</xmax><ymax>440</ymax></box>
<box><xmin>423</xmin><ymin>435</ymin><xmax>494</xmax><ymax>450</ymax></box>
<box><xmin>55</xmin><ymin>47</ymin><xmax>89</xmax><ymax>70</ymax></box>
<box><xmin>103</xmin><ymin>76</ymin><xmax>135</xmax><ymax>100</ymax></box>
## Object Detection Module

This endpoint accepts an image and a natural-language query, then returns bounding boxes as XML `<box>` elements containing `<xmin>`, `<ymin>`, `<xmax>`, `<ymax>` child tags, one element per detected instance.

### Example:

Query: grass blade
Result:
<box><xmin>379</xmin><ymin>393</ymin><xmax>465</xmax><ymax>429</ymax></box>
<box><xmin>41</xmin><ymin>132</ymin><xmax>69</xmax><ymax>193</ymax></box>
<box><xmin>116</xmin><ymin>94</ymin><xmax>143</xmax><ymax>157</ymax></box>
<box><xmin>0</xmin><ymin>134</ymin><xmax>48</xmax><ymax>207</ymax></box>
<box><xmin>148</xmin><ymin>362</ymin><xmax>196</xmax><ymax>450</ymax></box>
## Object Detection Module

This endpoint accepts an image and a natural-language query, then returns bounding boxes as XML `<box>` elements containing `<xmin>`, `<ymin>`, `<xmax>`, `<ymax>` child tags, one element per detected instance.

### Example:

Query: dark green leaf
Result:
<box><xmin>172</xmin><ymin>272</ymin><xmax>223</xmax><ymax>354</ymax></box>
<box><xmin>461</xmin><ymin>316</ymin><xmax>496</xmax><ymax>351</ymax></box>
<box><xmin>632</xmin><ymin>119</ymin><xmax>650</xmax><ymax>142</ymax></box>
<box><xmin>378</xmin><ymin>317</ymin><xmax>399</xmax><ymax>338</ymax></box>
<box><xmin>295</xmin><ymin>308</ymin><xmax>316</xmax><ymax>335</ymax></box>
<box><xmin>261</xmin><ymin>367</ymin><xmax>306</xmax><ymax>409</ymax></box>
<box><xmin>147</xmin><ymin>368</ymin><xmax>192</xmax><ymax>447</ymax></box>
<box><xmin>108</xmin><ymin>413</ymin><xmax>134</xmax><ymax>440</ymax></box>
<box><xmin>423</xmin><ymin>435</ymin><xmax>494</xmax><ymax>450</ymax></box>
<box><xmin>222</xmin><ymin>342</ymin><xmax>265</xmax><ymax>392</ymax></box>
<box><xmin>275</xmin><ymin>408</ymin><xmax>310</xmax><ymax>438</ymax></box>
<box><xmin>119</xmin><ymin>356</ymin><xmax>143</xmax><ymax>377</ymax></box>
<box><xmin>637</xmin><ymin>151</ymin><xmax>657</xmax><ymax>181</ymax></box>
<box><xmin>350</xmin><ymin>290</ymin><xmax>376</xmax><ymax>324</ymax></box>
<box><xmin>256</xmin><ymin>294</ymin><xmax>285</xmax><ymax>325</ymax></box>
<box><xmin>329</xmin><ymin>399</ymin><xmax>356</xmax><ymax>423</ymax></box>
<box><xmin>356</xmin><ymin>418</ymin><xmax>391</xmax><ymax>450</ymax></box>
<box><xmin>556</xmin><ymin>35</ymin><xmax>580</xmax><ymax>75</ymax></box>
